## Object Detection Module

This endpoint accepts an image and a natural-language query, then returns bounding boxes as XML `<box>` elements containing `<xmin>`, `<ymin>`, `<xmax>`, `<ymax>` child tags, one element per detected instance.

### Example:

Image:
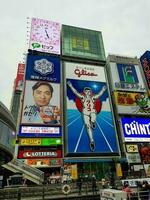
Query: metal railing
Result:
<box><xmin>0</xmin><ymin>181</ymin><xmax>149</xmax><ymax>200</ymax></box>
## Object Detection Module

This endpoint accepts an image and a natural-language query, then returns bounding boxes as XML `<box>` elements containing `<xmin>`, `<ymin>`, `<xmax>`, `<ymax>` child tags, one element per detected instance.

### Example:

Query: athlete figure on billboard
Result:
<box><xmin>67</xmin><ymin>81</ymin><xmax>107</xmax><ymax>151</ymax></box>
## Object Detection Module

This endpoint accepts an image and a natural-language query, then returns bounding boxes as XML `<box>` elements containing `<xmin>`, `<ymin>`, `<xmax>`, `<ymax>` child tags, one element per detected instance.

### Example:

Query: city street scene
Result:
<box><xmin>0</xmin><ymin>1</ymin><xmax>150</xmax><ymax>199</ymax></box>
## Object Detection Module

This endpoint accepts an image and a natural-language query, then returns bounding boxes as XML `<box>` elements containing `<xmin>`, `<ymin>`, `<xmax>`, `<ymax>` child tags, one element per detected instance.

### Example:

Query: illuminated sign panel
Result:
<box><xmin>19</xmin><ymin>138</ymin><xmax>62</xmax><ymax>146</ymax></box>
<box><xmin>25</xmin><ymin>158</ymin><xmax>62</xmax><ymax>167</ymax></box>
<box><xmin>15</xmin><ymin>63</ymin><xmax>25</xmax><ymax>91</ymax></box>
<box><xmin>114</xmin><ymin>92</ymin><xmax>150</xmax><ymax>115</ymax></box>
<box><xmin>64</xmin><ymin>61</ymin><xmax>119</xmax><ymax>157</ymax></box>
<box><xmin>18</xmin><ymin>149</ymin><xmax>62</xmax><ymax>159</ymax></box>
<box><xmin>121</xmin><ymin>117</ymin><xmax>150</xmax><ymax>142</ymax></box>
<box><xmin>19</xmin><ymin>126</ymin><xmax>61</xmax><ymax>137</ymax></box>
<box><xmin>109</xmin><ymin>62</ymin><xmax>146</xmax><ymax>92</ymax></box>
<box><xmin>140</xmin><ymin>51</ymin><xmax>150</xmax><ymax>92</ymax></box>
<box><xmin>25</xmin><ymin>54</ymin><xmax>60</xmax><ymax>82</ymax></box>
<box><xmin>126</xmin><ymin>144</ymin><xmax>139</xmax><ymax>153</ymax></box>
<box><xmin>62</xmin><ymin>25</ymin><xmax>106</xmax><ymax>62</ymax></box>
<box><xmin>29</xmin><ymin>18</ymin><xmax>61</xmax><ymax>54</ymax></box>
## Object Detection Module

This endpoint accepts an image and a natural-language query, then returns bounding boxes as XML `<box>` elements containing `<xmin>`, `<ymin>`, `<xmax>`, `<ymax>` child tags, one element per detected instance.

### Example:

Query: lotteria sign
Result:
<box><xmin>18</xmin><ymin>149</ymin><xmax>62</xmax><ymax>159</ymax></box>
<box><xmin>121</xmin><ymin>117</ymin><xmax>150</xmax><ymax>142</ymax></box>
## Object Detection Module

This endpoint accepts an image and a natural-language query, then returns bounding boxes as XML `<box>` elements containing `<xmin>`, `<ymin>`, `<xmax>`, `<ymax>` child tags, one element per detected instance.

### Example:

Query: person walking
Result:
<box><xmin>77</xmin><ymin>176</ymin><xmax>83</xmax><ymax>195</ymax></box>
<box><xmin>92</xmin><ymin>176</ymin><xmax>97</xmax><ymax>195</ymax></box>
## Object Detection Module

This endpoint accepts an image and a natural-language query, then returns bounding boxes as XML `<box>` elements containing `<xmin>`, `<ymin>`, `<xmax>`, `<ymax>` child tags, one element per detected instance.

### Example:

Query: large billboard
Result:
<box><xmin>64</xmin><ymin>62</ymin><xmax>119</xmax><ymax>157</ymax></box>
<box><xmin>62</xmin><ymin>25</ymin><xmax>106</xmax><ymax>62</ymax></box>
<box><xmin>15</xmin><ymin>63</ymin><xmax>25</xmax><ymax>91</ymax></box>
<box><xmin>21</xmin><ymin>80</ymin><xmax>61</xmax><ymax>125</ymax></box>
<box><xmin>19</xmin><ymin>54</ymin><xmax>61</xmax><ymax>137</ymax></box>
<box><xmin>120</xmin><ymin>117</ymin><xmax>150</xmax><ymax>142</ymax></box>
<box><xmin>29</xmin><ymin>18</ymin><xmax>61</xmax><ymax>54</ymax></box>
<box><xmin>114</xmin><ymin>91</ymin><xmax>150</xmax><ymax>115</ymax></box>
<box><xmin>109</xmin><ymin>62</ymin><xmax>146</xmax><ymax>92</ymax></box>
<box><xmin>140</xmin><ymin>51</ymin><xmax>150</xmax><ymax>93</ymax></box>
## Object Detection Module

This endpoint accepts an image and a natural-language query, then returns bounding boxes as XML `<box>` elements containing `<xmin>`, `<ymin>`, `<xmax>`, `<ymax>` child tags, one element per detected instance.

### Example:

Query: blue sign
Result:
<box><xmin>66</xmin><ymin>79</ymin><xmax>119</xmax><ymax>156</ymax></box>
<box><xmin>117</xmin><ymin>64</ymin><xmax>139</xmax><ymax>84</ymax></box>
<box><xmin>25</xmin><ymin>54</ymin><xmax>60</xmax><ymax>83</ymax></box>
<box><xmin>121</xmin><ymin>117</ymin><xmax>150</xmax><ymax>142</ymax></box>
<box><xmin>18</xmin><ymin>125</ymin><xmax>62</xmax><ymax>138</ymax></box>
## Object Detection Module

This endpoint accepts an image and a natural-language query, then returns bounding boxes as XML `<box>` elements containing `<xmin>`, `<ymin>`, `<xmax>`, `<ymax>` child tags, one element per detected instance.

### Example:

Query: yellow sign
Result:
<box><xmin>114</xmin><ymin>91</ymin><xmax>150</xmax><ymax>106</ymax></box>
<box><xmin>71</xmin><ymin>164</ymin><xmax>78</xmax><ymax>180</ymax></box>
<box><xmin>114</xmin><ymin>92</ymin><xmax>138</xmax><ymax>106</ymax></box>
<box><xmin>126</xmin><ymin>144</ymin><xmax>139</xmax><ymax>153</ymax></box>
<box><xmin>20</xmin><ymin>138</ymin><xmax>41</xmax><ymax>146</ymax></box>
<box><xmin>115</xmin><ymin>163</ymin><xmax>122</xmax><ymax>177</ymax></box>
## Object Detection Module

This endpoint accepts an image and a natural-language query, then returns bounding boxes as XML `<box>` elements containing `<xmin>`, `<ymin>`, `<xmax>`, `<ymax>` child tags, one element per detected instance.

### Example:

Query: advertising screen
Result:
<box><xmin>15</xmin><ymin>63</ymin><xmax>25</xmax><ymax>91</ymax></box>
<box><xmin>109</xmin><ymin>62</ymin><xmax>146</xmax><ymax>92</ymax></box>
<box><xmin>25</xmin><ymin>54</ymin><xmax>60</xmax><ymax>82</ymax></box>
<box><xmin>18</xmin><ymin>125</ymin><xmax>61</xmax><ymax>137</ymax></box>
<box><xmin>62</xmin><ymin>25</ymin><xmax>106</xmax><ymax>62</ymax></box>
<box><xmin>120</xmin><ymin>117</ymin><xmax>150</xmax><ymax>142</ymax></box>
<box><xmin>114</xmin><ymin>92</ymin><xmax>150</xmax><ymax>115</ymax></box>
<box><xmin>21</xmin><ymin>80</ymin><xmax>61</xmax><ymax>125</ymax></box>
<box><xmin>19</xmin><ymin>138</ymin><xmax>62</xmax><ymax>146</ymax></box>
<box><xmin>140</xmin><ymin>51</ymin><xmax>150</xmax><ymax>92</ymax></box>
<box><xmin>29</xmin><ymin>18</ymin><xmax>61</xmax><ymax>54</ymax></box>
<box><xmin>64</xmin><ymin>62</ymin><xmax>119</xmax><ymax>157</ymax></box>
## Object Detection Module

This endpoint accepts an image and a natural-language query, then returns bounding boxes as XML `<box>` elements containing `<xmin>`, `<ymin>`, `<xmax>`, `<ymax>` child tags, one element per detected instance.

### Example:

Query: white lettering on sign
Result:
<box><xmin>124</xmin><ymin>121</ymin><xmax>150</xmax><ymax>135</ymax></box>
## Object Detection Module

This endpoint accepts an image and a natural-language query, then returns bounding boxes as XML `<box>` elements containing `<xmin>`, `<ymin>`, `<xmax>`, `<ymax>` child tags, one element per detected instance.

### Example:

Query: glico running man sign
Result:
<box><xmin>64</xmin><ymin>61</ymin><xmax>120</xmax><ymax>157</ymax></box>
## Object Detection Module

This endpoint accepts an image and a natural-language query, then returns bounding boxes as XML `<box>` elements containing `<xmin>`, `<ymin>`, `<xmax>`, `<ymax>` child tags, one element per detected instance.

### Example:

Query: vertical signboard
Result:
<box><xmin>19</xmin><ymin>54</ymin><xmax>61</xmax><ymax>137</ymax></box>
<box><xmin>109</xmin><ymin>62</ymin><xmax>146</xmax><ymax>92</ymax></box>
<box><xmin>140</xmin><ymin>51</ymin><xmax>150</xmax><ymax>94</ymax></box>
<box><xmin>15</xmin><ymin>63</ymin><xmax>25</xmax><ymax>91</ymax></box>
<box><xmin>64</xmin><ymin>62</ymin><xmax>119</xmax><ymax>157</ymax></box>
<box><xmin>29</xmin><ymin>18</ymin><xmax>61</xmax><ymax>54</ymax></box>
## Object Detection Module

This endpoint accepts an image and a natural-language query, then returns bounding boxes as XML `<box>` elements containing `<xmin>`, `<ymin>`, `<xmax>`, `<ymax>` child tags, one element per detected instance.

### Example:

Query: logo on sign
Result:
<box><xmin>117</xmin><ymin>64</ymin><xmax>139</xmax><ymax>83</ymax></box>
<box><xmin>34</xmin><ymin>59</ymin><xmax>54</xmax><ymax>75</ymax></box>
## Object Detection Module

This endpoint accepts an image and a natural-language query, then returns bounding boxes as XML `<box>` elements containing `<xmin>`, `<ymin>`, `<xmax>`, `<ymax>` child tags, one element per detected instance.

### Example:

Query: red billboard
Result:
<box><xmin>15</xmin><ymin>63</ymin><xmax>25</xmax><ymax>91</ymax></box>
<box><xmin>18</xmin><ymin>149</ymin><xmax>62</xmax><ymax>159</ymax></box>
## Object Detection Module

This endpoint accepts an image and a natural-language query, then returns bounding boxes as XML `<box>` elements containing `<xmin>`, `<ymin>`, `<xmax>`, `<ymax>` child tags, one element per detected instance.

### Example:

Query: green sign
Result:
<box><xmin>62</xmin><ymin>25</ymin><xmax>106</xmax><ymax>62</ymax></box>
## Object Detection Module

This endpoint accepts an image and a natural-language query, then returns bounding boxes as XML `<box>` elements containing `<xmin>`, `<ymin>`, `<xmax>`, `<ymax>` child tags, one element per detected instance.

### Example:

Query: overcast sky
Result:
<box><xmin>1</xmin><ymin>0</ymin><xmax>150</xmax><ymax>109</ymax></box>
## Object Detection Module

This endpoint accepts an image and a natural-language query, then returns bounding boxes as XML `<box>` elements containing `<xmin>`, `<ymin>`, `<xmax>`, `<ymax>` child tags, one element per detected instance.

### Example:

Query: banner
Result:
<box><xmin>64</xmin><ymin>62</ymin><xmax>119</xmax><ymax>156</ymax></box>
